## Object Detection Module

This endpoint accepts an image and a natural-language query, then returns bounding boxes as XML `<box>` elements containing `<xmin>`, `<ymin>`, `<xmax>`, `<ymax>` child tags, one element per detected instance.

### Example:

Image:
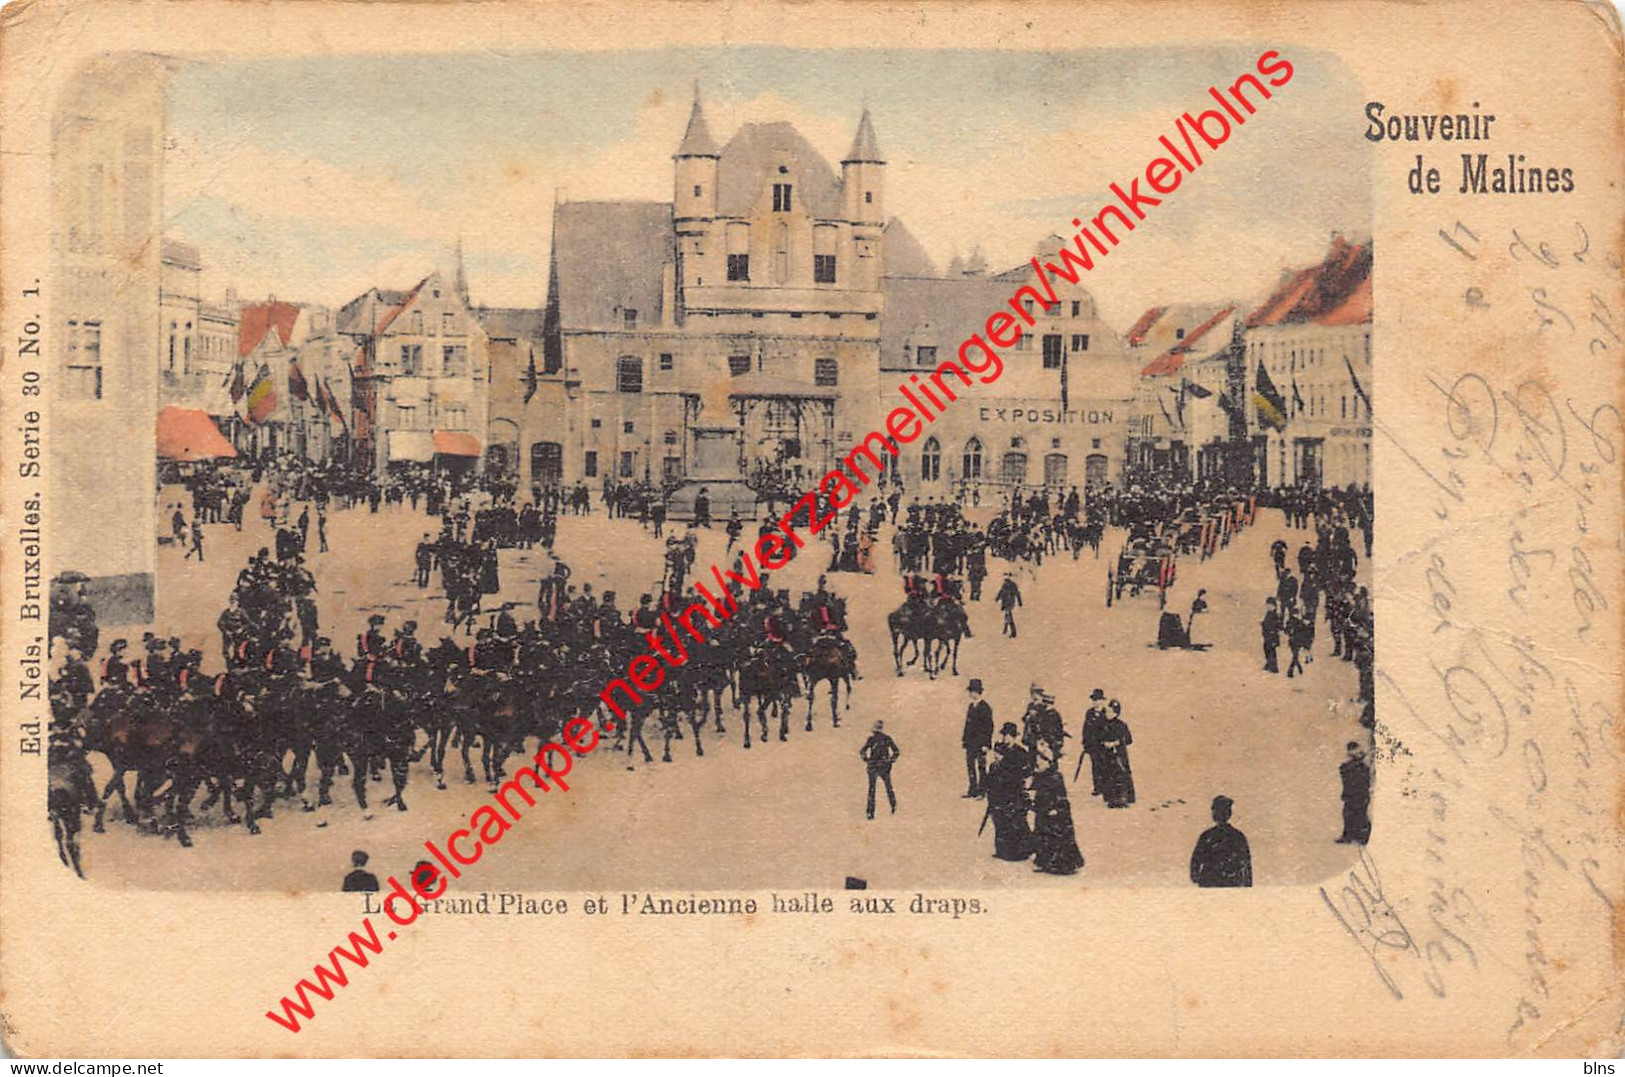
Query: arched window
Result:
<box><xmin>962</xmin><ymin>437</ymin><xmax>983</xmax><ymax>480</ymax></box>
<box><xmin>921</xmin><ymin>436</ymin><xmax>941</xmax><ymax>482</ymax></box>
<box><xmin>616</xmin><ymin>356</ymin><xmax>643</xmax><ymax>394</ymax></box>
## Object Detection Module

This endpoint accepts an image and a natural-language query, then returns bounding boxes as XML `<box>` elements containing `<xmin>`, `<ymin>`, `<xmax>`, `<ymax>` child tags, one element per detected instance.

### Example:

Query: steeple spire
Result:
<box><xmin>675</xmin><ymin>83</ymin><xmax>720</xmax><ymax>158</ymax></box>
<box><xmin>452</xmin><ymin>235</ymin><xmax>469</xmax><ymax>303</ymax></box>
<box><xmin>843</xmin><ymin>106</ymin><xmax>884</xmax><ymax>164</ymax></box>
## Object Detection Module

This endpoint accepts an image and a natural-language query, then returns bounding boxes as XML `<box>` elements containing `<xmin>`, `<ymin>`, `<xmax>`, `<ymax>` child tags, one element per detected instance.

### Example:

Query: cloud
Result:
<box><xmin>164</xmin><ymin>70</ymin><xmax>1366</xmax><ymax>327</ymax></box>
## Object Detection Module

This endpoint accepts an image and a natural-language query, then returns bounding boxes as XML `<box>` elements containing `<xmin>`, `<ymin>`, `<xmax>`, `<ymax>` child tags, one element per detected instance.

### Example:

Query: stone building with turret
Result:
<box><xmin>525</xmin><ymin>91</ymin><xmax>891</xmax><ymax>494</ymax></box>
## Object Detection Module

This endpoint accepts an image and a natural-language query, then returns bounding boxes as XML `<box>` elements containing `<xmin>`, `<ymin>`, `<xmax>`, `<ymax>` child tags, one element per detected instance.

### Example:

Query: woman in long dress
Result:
<box><xmin>1098</xmin><ymin>700</ymin><xmax>1136</xmax><ymax>809</ymax></box>
<box><xmin>857</xmin><ymin>528</ymin><xmax>876</xmax><ymax>574</ymax></box>
<box><xmin>1030</xmin><ymin>744</ymin><xmax>1085</xmax><ymax>875</ymax></box>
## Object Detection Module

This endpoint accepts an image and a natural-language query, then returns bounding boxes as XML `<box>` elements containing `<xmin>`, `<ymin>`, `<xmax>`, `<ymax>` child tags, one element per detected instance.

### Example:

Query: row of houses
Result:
<box><xmin>150</xmin><ymin>91</ymin><xmax>1372</xmax><ymax>505</ymax></box>
<box><xmin>1124</xmin><ymin>234</ymin><xmax>1373</xmax><ymax>489</ymax></box>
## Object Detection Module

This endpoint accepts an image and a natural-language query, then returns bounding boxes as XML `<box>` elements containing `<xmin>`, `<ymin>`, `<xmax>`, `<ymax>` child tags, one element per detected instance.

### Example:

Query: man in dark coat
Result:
<box><xmin>1079</xmin><ymin>688</ymin><xmax>1110</xmax><ymax>795</ymax></box>
<box><xmin>961</xmin><ymin>678</ymin><xmax>993</xmax><ymax>798</ymax></box>
<box><xmin>995</xmin><ymin>573</ymin><xmax>1023</xmax><ymax>637</ymax></box>
<box><xmin>984</xmin><ymin>723</ymin><xmax>1032</xmax><ymax>861</ymax></box>
<box><xmin>1190</xmin><ymin>795</ymin><xmax>1253</xmax><ymax>887</ymax></box>
<box><xmin>1337</xmin><ymin>741</ymin><xmax>1373</xmax><ymax>844</ymax></box>
<box><xmin>1020</xmin><ymin>685</ymin><xmax>1066</xmax><ymax>761</ymax></box>
<box><xmin>1261</xmin><ymin>598</ymin><xmax>1282</xmax><ymax>673</ymax></box>
<box><xmin>859</xmin><ymin>721</ymin><xmax>900</xmax><ymax>819</ymax></box>
<box><xmin>342</xmin><ymin>849</ymin><xmax>379</xmax><ymax>892</ymax></box>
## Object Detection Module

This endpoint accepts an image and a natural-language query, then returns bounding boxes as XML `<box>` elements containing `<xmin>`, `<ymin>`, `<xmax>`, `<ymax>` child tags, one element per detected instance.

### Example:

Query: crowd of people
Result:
<box><xmin>52</xmin><ymin>447</ymin><xmax>1377</xmax><ymax>885</ymax></box>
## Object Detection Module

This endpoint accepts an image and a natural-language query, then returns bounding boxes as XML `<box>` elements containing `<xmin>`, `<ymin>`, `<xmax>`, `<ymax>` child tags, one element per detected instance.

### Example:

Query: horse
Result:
<box><xmin>887</xmin><ymin>601</ymin><xmax>928</xmax><ymax>676</ymax></box>
<box><xmin>737</xmin><ymin>645</ymin><xmax>797</xmax><ymax>748</ymax></box>
<box><xmin>802</xmin><ymin>633</ymin><xmax>853</xmax><ymax>730</ymax></box>
<box><xmin>920</xmin><ymin>601</ymin><xmax>970</xmax><ymax>678</ymax></box>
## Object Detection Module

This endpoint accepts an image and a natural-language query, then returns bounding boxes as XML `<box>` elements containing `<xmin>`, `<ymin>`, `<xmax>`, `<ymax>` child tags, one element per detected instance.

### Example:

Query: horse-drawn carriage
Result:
<box><xmin>1106</xmin><ymin>537</ymin><xmax>1176</xmax><ymax>607</ymax></box>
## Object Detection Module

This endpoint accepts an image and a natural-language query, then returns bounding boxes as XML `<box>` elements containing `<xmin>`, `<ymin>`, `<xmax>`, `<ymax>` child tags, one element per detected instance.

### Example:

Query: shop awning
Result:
<box><xmin>433</xmin><ymin>430</ymin><xmax>482</xmax><ymax>457</ymax></box>
<box><xmin>156</xmin><ymin>407</ymin><xmax>236</xmax><ymax>461</ymax></box>
<box><xmin>387</xmin><ymin>429</ymin><xmax>437</xmax><ymax>463</ymax></box>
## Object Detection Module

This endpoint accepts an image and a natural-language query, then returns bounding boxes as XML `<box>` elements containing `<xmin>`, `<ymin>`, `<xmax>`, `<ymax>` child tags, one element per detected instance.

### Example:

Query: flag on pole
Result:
<box><xmin>246</xmin><ymin>364</ymin><xmax>277</xmax><ymax>424</ymax></box>
<box><xmin>1253</xmin><ymin>361</ymin><xmax>1288</xmax><ymax>431</ymax></box>
<box><xmin>288</xmin><ymin>359</ymin><xmax>309</xmax><ymax>402</ymax></box>
<box><xmin>228</xmin><ymin>363</ymin><xmax>247</xmax><ymax>404</ymax></box>
<box><xmin>1344</xmin><ymin>353</ymin><xmax>1373</xmax><ymax>419</ymax></box>
<box><xmin>1184</xmin><ymin>378</ymin><xmax>1213</xmax><ymax>399</ymax></box>
<box><xmin>1169</xmin><ymin>384</ymin><xmax>1186</xmax><ymax>430</ymax></box>
<box><xmin>523</xmin><ymin>351</ymin><xmax>539</xmax><ymax>404</ymax></box>
<box><xmin>1158</xmin><ymin>391</ymin><xmax>1176</xmax><ymax>432</ymax></box>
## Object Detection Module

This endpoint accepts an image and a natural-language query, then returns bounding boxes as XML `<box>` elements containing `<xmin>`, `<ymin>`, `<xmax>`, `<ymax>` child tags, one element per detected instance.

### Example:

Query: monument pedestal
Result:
<box><xmin>667</xmin><ymin>424</ymin><xmax>758</xmax><ymax>522</ymax></box>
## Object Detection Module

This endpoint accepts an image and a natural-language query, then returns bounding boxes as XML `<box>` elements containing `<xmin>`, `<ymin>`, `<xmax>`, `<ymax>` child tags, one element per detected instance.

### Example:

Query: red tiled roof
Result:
<box><xmin>1315</xmin><ymin>274</ymin><xmax>1372</xmax><ymax>326</ymax></box>
<box><xmin>1125</xmin><ymin>306</ymin><xmax>1166</xmax><ymax>346</ymax></box>
<box><xmin>1139</xmin><ymin>307</ymin><xmax>1234</xmax><ymax>377</ymax></box>
<box><xmin>156</xmin><ymin>407</ymin><xmax>236</xmax><ymax>461</ymax></box>
<box><xmin>238</xmin><ymin>301</ymin><xmax>301</xmax><ymax>358</ymax></box>
<box><xmin>1246</xmin><ymin>237</ymin><xmax>1373</xmax><ymax>329</ymax></box>
<box><xmin>375</xmin><ymin>278</ymin><xmax>429</xmax><ymax>335</ymax></box>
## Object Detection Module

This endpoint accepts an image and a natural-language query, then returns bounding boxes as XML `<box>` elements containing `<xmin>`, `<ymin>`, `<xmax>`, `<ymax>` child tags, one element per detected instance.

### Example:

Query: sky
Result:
<box><xmin>163</xmin><ymin>45</ymin><xmax>1370</xmax><ymax>329</ymax></box>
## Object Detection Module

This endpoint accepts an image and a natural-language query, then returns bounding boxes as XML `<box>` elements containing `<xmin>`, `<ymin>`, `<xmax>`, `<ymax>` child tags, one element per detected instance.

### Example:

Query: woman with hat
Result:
<box><xmin>1097</xmin><ymin>699</ymin><xmax>1137</xmax><ymax>809</ymax></box>
<box><xmin>1030</xmin><ymin>741</ymin><xmax>1085</xmax><ymax>875</ymax></box>
<box><xmin>984</xmin><ymin>723</ymin><xmax>1033</xmax><ymax>861</ymax></box>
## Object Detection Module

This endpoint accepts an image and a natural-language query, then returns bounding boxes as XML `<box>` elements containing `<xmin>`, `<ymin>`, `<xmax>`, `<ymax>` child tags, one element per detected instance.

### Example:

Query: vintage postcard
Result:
<box><xmin>0</xmin><ymin>0</ymin><xmax>1620</xmax><ymax>1058</ymax></box>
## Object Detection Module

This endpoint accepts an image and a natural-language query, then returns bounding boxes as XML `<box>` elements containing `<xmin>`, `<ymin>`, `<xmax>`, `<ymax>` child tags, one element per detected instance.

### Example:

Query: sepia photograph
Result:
<box><xmin>1</xmin><ymin>0</ymin><xmax>1619</xmax><ymax>1060</ymax></box>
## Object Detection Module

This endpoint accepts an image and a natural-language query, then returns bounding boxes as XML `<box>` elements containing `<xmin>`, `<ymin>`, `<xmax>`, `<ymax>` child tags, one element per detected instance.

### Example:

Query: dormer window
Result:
<box><xmin>693</xmin><ymin>185</ymin><xmax>702</xmax><ymax>197</ymax></box>
<box><xmin>772</xmin><ymin>183</ymin><xmax>793</xmax><ymax>212</ymax></box>
<box><xmin>624</xmin><ymin>308</ymin><xmax>638</xmax><ymax>328</ymax></box>
<box><xmin>1175</xmin><ymin>327</ymin><xmax>1186</xmax><ymax>340</ymax></box>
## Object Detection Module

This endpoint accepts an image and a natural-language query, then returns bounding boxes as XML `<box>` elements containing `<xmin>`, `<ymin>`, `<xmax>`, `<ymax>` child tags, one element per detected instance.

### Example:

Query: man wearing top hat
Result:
<box><xmin>962</xmin><ymin>678</ymin><xmax>994</xmax><ymax>798</ymax></box>
<box><xmin>1079</xmin><ymin>688</ymin><xmax>1112</xmax><ymax>794</ymax></box>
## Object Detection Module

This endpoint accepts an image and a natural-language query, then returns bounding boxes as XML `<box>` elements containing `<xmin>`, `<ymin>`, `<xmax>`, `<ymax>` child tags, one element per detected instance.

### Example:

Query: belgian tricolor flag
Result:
<box><xmin>1253</xmin><ymin>361</ymin><xmax>1288</xmax><ymax>431</ymax></box>
<box><xmin>246</xmin><ymin>363</ymin><xmax>277</xmax><ymax>424</ymax></box>
<box><xmin>288</xmin><ymin>358</ymin><xmax>309</xmax><ymax>402</ymax></box>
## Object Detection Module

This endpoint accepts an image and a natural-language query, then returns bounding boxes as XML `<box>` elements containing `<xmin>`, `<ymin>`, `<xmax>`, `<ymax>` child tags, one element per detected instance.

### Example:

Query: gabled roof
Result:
<box><xmin>336</xmin><ymin>281</ymin><xmax>427</xmax><ymax>338</ymax></box>
<box><xmin>1246</xmin><ymin>236</ymin><xmax>1373</xmax><ymax>329</ymax></box>
<box><xmin>475</xmin><ymin>306</ymin><xmax>546</xmax><ymax>341</ymax></box>
<box><xmin>238</xmin><ymin>301</ymin><xmax>301</xmax><ymax>358</ymax></box>
<box><xmin>844</xmin><ymin>108</ymin><xmax>884</xmax><ymax>164</ymax></box>
<box><xmin>1125</xmin><ymin>307</ymin><xmax>1167</xmax><ymax>346</ymax></box>
<box><xmin>881</xmin><ymin>217</ymin><xmax>937</xmax><ymax>278</ymax></box>
<box><xmin>374</xmin><ymin>278</ymin><xmax>428</xmax><ymax>336</ymax></box>
<box><xmin>1139</xmin><ymin>307</ymin><xmax>1235</xmax><ymax>377</ymax></box>
<box><xmin>716</xmin><ymin>122</ymin><xmax>843</xmax><ymax>218</ymax></box>
<box><xmin>549</xmin><ymin>201</ymin><xmax>674</xmax><ymax>331</ymax></box>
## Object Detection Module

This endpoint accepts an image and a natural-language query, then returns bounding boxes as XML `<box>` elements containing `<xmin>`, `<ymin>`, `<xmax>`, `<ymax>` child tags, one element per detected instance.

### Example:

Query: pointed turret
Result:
<box><xmin>675</xmin><ymin>84</ymin><xmax>720</xmax><ymax>159</ymax></box>
<box><xmin>842</xmin><ymin>106</ymin><xmax>885</xmax><ymax>239</ymax></box>
<box><xmin>452</xmin><ymin>236</ymin><xmax>469</xmax><ymax>303</ymax></box>
<box><xmin>843</xmin><ymin>106</ymin><xmax>885</xmax><ymax>165</ymax></box>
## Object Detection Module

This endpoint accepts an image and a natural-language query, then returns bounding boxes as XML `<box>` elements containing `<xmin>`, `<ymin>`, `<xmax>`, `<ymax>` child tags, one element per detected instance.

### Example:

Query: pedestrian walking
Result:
<box><xmin>1029</xmin><ymin>743</ymin><xmax>1085</xmax><ymax>875</ymax></box>
<box><xmin>859</xmin><ymin>720</ymin><xmax>900</xmax><ymax>820</ymax></box>
<box><xmin>1337</xmin><ymin>741</ymin><xmax>1372</xmax><ymax>844</ymax></box>
<box><xmin>962</xmin><ymin>678</ymin><xmax>992</xmax><ymax>798</ymax></box>
<box><xmin>1096</xmin><ymin>700</ymin><xmax>1135</xmax><ymax>808</ymax></box>
<box><xmin>1190</xmin><ymin>796</ymin><xmax>1253</xmax><ymax>887</ymax></box>
<box><xmin>186</xmin><ymin>513</ymin><xmax>205</xmax><ymax>562</ymax></box>
<box><xmin>996</xmin><ymin>572</ymin><xmax>1023</xmax><ymax>637</ymax></box>
<box><xmin>1261</xmin><ymin>597</ymin><xmax>1282</xmax><ymax>673</ymax></box>
<box><xmin>984</xmin><ymin>723</ymin><xmax>1032</xmax><ymax>861</ymax></box>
